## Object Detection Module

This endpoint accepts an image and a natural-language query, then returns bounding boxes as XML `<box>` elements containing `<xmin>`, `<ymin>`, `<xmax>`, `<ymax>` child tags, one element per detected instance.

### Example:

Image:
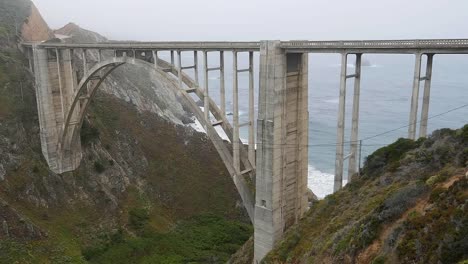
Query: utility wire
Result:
<box><xmin>214</xmin><ymin>102</ymin><xmax>468</xmax><ymax>148</ymax></box>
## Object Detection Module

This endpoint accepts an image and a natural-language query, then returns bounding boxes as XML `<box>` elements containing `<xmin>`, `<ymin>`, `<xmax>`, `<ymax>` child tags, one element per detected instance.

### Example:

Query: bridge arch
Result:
<box><xmin>59</xmin><ymin>55</ymin><xmax>255</xmax><ymax>221</ymax></box>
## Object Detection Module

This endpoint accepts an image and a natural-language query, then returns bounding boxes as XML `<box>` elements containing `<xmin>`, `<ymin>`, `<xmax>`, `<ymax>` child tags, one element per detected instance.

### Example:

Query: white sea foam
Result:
<box><xmin>307</xmin><ymin>165</ymin><xmax>348</xmax><ymax>199</ymax></box>
<box><xmin>307</xmin><ymin>165</ymin><xmax>334</xmax><ymax>199</ymax></box>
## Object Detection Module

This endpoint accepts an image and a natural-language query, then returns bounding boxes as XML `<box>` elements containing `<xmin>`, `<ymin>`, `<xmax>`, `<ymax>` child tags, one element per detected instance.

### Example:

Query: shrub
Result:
<box><xmin>429</xmin><ymin>186</ymin><xmax>446</xmax><ymax>203</ymax></box>
<box><xmin>128</xmin><ymin>208</ymin><xmax>150</xmax><ymax>231</ymax></box>
<box><xmin>277</xmin><ymin>231</ymin><xmax>301</xmax><ymax>260</ymax></box>
<box><xmin>372</xmin><ymin>255</ymin><xmax>387</xmax><ymax>264</ymax></box>
<box><xmin>81</xmin><ymin>120</ymin><xmax>100</xmax><ymax>145</ymax></box>
<box><xmin>363</xmin><ymin>138</ymin><xmax>421</xmax><ymax>177</ymax></box>
<box><xmin>94</xmin><ymin>161</ymin><xmax>105</xmax><ymax>173</ymax></box>
<box><xmin>378</xmin><ymin>183</ymin><xmax>428</xmax><ymax>222</ymax></box>
<box><xmin>458</xmin><ymin>124</ymin><xmax>468</xmax><ymax>143</ymax></box>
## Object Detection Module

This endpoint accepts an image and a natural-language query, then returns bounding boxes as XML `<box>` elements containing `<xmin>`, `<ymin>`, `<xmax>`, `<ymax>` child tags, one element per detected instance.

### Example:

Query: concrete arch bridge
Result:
<box><xmin>22</xmin><ymin>39</ymin><xmax>468</xmax><ymax>262</ymax></box>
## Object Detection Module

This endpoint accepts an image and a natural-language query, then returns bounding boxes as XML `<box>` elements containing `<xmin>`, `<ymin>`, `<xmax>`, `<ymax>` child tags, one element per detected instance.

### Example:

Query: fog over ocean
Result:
<box><xmin>184</xmin><ymin>52</ymin><xmax>468</xmax><ymax>198</ymax></box>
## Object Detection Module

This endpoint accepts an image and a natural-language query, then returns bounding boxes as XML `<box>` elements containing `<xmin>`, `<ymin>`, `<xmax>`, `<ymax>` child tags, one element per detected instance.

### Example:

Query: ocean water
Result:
<box><xmin>178</xmin><ymin>52</ymin><xmax>468</xmax><ymax>198</ymax></box>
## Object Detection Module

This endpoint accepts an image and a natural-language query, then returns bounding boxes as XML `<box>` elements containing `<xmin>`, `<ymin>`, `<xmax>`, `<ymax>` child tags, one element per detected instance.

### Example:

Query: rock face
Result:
<box><xmin>54</xmin><ymin>23</ymin><xmax>192</xmax><ymax>125</ymax></box>
<box><xmin>21</xmin><ymin>3</ymin><xmax>54</xmax><ymax>41</ymax></box>
<box><xmin>0</xmin><ymin>199</ymin><xmax>44</xmax><ymax>240</ymax></box>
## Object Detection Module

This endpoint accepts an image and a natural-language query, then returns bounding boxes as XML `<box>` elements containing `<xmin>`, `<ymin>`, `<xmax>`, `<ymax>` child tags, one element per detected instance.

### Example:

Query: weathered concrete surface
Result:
<box><xmin>254</xmin><ymin>41</ymin><xmax>309</xmax><ymax>262</ymax></box>
<box><xmin>32</xmin><ymin>46</ymin><xmax>81</xmax><ymax>173</ymax></box>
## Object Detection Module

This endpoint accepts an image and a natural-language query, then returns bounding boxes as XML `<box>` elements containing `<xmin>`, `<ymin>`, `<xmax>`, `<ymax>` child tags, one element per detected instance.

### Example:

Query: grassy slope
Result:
<box><xmin>265</xmin><ymin>128</ymin><xmax>468</xmax><ymax>264</ymax></box>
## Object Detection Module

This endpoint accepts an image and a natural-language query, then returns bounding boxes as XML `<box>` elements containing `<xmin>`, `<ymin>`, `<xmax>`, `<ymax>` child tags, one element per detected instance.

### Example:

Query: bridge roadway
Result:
<box><xmin>24</xmin><ymin>38</ymin><xmax>468</xmax><ymax>53</ymax></box>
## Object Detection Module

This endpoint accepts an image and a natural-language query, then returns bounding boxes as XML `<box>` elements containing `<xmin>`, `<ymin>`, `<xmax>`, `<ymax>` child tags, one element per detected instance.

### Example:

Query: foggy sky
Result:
<box><xmin>32</xmin><ymin>0</ymin><xmax>468</xmax><ymax>41</ymax></box>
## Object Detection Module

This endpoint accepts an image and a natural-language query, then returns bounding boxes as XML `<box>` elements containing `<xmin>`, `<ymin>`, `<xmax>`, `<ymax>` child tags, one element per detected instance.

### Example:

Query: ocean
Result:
<box><xmin>179</xmin><ymin>52</ymin><xmax>468</xmax><ymax>198</ymax></box>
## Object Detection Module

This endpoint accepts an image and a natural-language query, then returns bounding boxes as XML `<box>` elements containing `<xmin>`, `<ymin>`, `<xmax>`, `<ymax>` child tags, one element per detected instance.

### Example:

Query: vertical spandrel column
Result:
<box><xmin>220</xmin><ymin>51</ymin><xmax>226</xmax><ymax>116</ymax></box>
<box><xmin>203</xmin><ymin>51</ymin><xmax>210</xmax><ymax>121</ymax></box>
<box><xmin>408</xmin><ymin>53</ymin><xmax>422</xmax><ymax>140</ymax></box>
<box><xmin>248</xmin><ymin>51</ymin><xmax>256</xmax><ymax>167</ymax></box>
<box><xmin>334</xmin><ymin>53</ymin><xmax>347</xmax><ymax>192</ymax></box>
<box><xmin>232</xmin><ymin>51</ymin><xmax>240</xmax><ymax>173</ymax></box>
<box><xmin>194</xmin><ymin>50</ymin><xmax>199</xmax><ymax>87</ymax></box>
<box><xmin>348</xmin><ymin>54</ymin><xmax>362</xmax><ymax>180</ymax></box>
<box><xmin>419</xmin><ymin>54</ymin><xmax>434</xmax><ymax>138</ymax></box>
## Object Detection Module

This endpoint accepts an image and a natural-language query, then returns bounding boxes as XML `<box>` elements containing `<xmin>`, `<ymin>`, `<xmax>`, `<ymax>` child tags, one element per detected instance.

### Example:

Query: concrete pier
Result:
<box><xmin>348</xmin><ymin>54</ymin><xmax>362</xmax><ymax>180</ymax></box>
<box><xmin>254</xmin><ymin>41</ymin><xmax>309</xmax><ymax>262</ymax></box>
<box><xmin>408</xmin><ymin>53</ymin><xmax>422</xmax><ymax>140</ymax></box>
<box><xmin>419</xmin><ymin>54</ymin><xmax>434</xmax><ymax>138</ymax></box>
<box><xmin>334</xmin><ymin>53</ymin><xmax>348</xmax><ymax>192</ymax></box>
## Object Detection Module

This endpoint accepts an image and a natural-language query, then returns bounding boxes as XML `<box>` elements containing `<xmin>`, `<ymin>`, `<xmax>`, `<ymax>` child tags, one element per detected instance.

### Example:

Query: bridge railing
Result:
<box><xmin>281</xmin><ymin>39</ymin><xmax>468</xmax><ymax>49</ymax></box>
<box><xmin>22</xmin><ymin>41</ymin><xmax>262</xmax><ymax>51</ymax></box>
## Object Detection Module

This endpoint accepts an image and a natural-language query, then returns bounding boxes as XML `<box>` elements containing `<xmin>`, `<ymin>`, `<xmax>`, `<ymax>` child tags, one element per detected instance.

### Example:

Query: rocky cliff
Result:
<box><xmin>20</xmin><ymin>2</ymin><xmax>54</xmax><ymax>41</ymax></box>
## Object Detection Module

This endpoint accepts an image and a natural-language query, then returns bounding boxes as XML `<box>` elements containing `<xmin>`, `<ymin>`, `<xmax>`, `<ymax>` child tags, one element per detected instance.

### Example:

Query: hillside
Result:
<box><xmin>0</xmin><ymin>0</ymin><xmax>251</xmax><ymax>263</ymax></box>
<box><xmin>265</xmin><ymin>127</ymin><xmax>468</xmax><ymax>263</ymax></box>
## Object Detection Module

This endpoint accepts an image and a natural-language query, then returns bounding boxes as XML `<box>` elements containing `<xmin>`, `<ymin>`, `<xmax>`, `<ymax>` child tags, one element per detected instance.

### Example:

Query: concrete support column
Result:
<box><xmin>408</xmin><ymin>53</ymin><xmax>422</xmax><ymax>140</ymax></box>
<box><xmin>82</xmin><ymin>49</ymin><xmax>90</xmax><ymax>96</ymax></box>
<box><xmin>28</xmin><ymin>48</ymin><xmax>33</xmax><ymax>72</ymax></box>
<box><xmin>419</xmin><ymin>54</ymin><xmax>434</xmax><ymax>138</ymax></box>
<box><xmin>55</xmin><ymin>48</ymin><xmax>65</xmax><ymax>123</ymax></box>
<box><xmin>170</xmin><ymin>50</ymin><xmax>174</xmax><ymax>66</ymax></box>
<box><xmin>68</xmin><ymin>49</ymin><xmax>76</xmax><ymax>93</ymax></box>
<box><xmin>194</xmin><ymin>51</ymin><xmax>199</xmax><ymax>87</ymax></box>
<box><xmin>33</xmin><ymin>47</ymin><xmax>58</xmax><ymax>166</ymax></box>
<box><xmin>254</xmin><ymin>41</ymin><xmax>308</xmax><ymax>262</ymax></box>
<box><xmin>62</xmin><ymin>49</ymin><xmax>79</xmax><ymax>127</ymax></box>
<box><xmin>220</xmin><ymin>51</ymin><xmax>226</xmax><ymax>116</ymax></box>
<box><xmin>348</xmin><ymin>54</ymin><xmax>362</xmax><ymax>180</ymax></box>
<box><xmin>248</xmin><ymin>51</ymin><xmax>256</xmax><ymax>167</ymax></box>
<box><xmin>152</xmin><ymin>50</ymin><xmax>159</xmax><ymax>69</ymax></box>
<box><xmin>334</xmin><ymin>53</ymin><xmax>348</xmax><ymax>192</ymax></box>
<box><xmin>177</xmin><ymin>50</ymin><xmax>183</xmax><ymax>90</ymax></box>
<box><xmin>32</xmin><ymin>46</ymin><xmax>81</xmax><ymax>173</ymax></box>
<box><xmin>203</xmin><ymin>51</ymin><xmax>210</xmax><ymax>121</ymax></box>
<box><xmin>232</xmin><ymin>51</ymin><xmax>240</xmax><ymax>174</ymax></box>
<box><xmin>82</xmin><ymin>49</ymin><xmax>87</xmax><ymax>75</ymax></box>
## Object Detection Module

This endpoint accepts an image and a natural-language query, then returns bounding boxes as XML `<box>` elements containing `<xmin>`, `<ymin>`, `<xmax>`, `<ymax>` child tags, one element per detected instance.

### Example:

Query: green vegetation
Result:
<box><xmin>83</xmin><ymin>214</ymin><xmax>252</xmax><ymax>263</ymax></box>
<box><xmin>363</xmin><ymin>137</ymin><xmax>422</xmax><ymax>176</ymax></box>
<box><xmin>397</xmin><ymin>178</ymin><xmax>468</xmax><ymax>264</ymax></box>
<box><xmin>81</xmin><ymin>120</ymin><xmax>101</xmax><ymax>145</ymax></box>
<box><xmin>265</xmin><ymin>126</ymin><xmax>468</xmax><ymax>263</ymax></box>
<box><xmin>128</xmin><ymin>207</ymin><xmax>150</xmax><ymax>231</ymax></box>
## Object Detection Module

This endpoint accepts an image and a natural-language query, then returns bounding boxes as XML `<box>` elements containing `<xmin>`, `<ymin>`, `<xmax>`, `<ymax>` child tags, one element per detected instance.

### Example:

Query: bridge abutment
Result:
<box><xmin>32</xmin><ymin>46</ymin><xmax>81</xmax><ymax>173</ymax></box>
<box><xmin>254</xmin><ymin>41</ymin><xmax>309</xmax><ymax>262</ymax></box>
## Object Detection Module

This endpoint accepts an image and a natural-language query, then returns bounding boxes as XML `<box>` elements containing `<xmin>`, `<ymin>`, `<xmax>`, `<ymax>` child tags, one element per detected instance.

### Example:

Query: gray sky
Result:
<box><xmin>32</xmin><ymin>0</ymin><xmax>468</xmax><ymax>41</ymax></box>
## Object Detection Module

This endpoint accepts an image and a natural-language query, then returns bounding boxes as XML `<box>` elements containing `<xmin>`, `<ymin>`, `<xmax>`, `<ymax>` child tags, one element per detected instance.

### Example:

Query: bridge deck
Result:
<box><xmin>282</xmin><ymin>39</ymin><xmax>468</xmax><ymax>54</ymax></box>
<box><xmin>22</xmin><ymin>39</ymin><xmax>468</xmax><ymax>54</ymax></box>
